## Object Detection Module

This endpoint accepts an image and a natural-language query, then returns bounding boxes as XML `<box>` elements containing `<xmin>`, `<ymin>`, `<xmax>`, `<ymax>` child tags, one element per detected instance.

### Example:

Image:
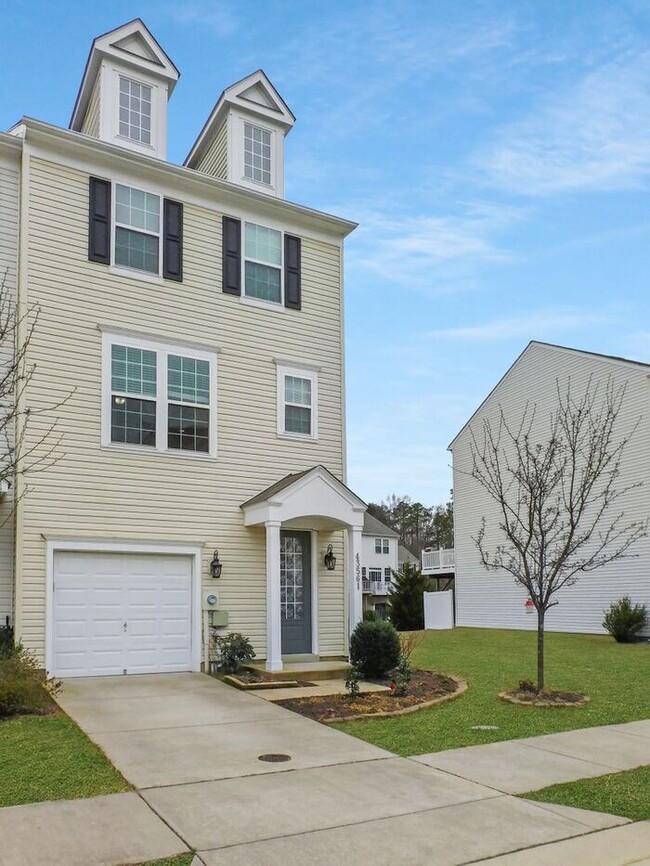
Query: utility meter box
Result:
<box><xmin>203</xmin><ymin>590</ymin><xmax>219</xmax><ymax>609</ymax></box>
<box><xmin>208</xmin><ymin>609</ymin><xmax>229</xmax><ymax>627</ymax></box>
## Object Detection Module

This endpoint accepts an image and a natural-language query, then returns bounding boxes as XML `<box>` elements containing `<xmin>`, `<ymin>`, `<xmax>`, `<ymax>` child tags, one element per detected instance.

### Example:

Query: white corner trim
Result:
<box><xmin>45</xmin><ymin>539</ymin><xmax>203</xmax><ymax>676</ymax></box>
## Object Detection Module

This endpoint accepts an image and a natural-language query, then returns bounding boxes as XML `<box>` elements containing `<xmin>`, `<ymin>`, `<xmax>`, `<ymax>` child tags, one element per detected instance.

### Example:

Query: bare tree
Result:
<box><xmin>468</xmin><ymin>375</ymin><xmax>647</xmax><ymax>690</ymax></box>
<box><xmin>0</xmin><ymin>270</ymin><xmax>68</xmax><ymax>516</ymax></box>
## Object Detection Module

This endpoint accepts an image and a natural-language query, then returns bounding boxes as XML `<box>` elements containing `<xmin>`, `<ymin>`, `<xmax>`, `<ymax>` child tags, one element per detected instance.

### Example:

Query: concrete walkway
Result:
<box><xmin>3</xmin><ymin>673</ymin><xmax>649</xmax><ymax>866</ymax></box>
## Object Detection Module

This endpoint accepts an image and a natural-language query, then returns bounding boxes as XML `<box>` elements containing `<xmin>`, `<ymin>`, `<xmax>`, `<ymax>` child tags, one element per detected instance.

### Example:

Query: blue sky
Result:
<box><xmin>2</xmin><ymin>1</ymin><xmax>649</xmax><ymax>506</ymax></box>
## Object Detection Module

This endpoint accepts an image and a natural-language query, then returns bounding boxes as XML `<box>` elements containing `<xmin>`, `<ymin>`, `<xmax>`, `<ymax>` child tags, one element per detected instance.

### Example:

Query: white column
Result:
<box><xmin>265</xmin><ymin>520</ymin><xmax>283</xmax><ymax>672</ymax></box>
<box><xmin>348</xmin><ymin>525</ymin><xmax>363</xmax><ymax>636</ymax></box>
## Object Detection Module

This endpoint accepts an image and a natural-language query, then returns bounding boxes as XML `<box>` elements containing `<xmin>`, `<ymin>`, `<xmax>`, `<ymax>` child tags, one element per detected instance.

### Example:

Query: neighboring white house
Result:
<box><xmin>451</xmin><ymin>341</ymin><xmax>650</xmax><ymax>636</ymax></box>
<box><xmin>0</xmin><ymin>19</ymin><xmax>367</xmax><ymax>676</ymax></box>
<box><xmin>361</xmin><ymin>513</ymin><xmax>399</xmax><ymax>618</ymax></box>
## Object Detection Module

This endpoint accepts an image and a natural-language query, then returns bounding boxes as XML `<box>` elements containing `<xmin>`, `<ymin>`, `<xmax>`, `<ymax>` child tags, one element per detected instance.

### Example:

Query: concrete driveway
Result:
<box><xmin>54</xmin><ymin>673</ymin><xmax>642</xmax><ymax>865</ymax></box>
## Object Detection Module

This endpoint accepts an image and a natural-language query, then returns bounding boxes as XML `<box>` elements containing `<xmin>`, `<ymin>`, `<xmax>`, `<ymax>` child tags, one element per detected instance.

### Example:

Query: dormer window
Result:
<box><xmin>244</xmin><ymin>122</ymin><xmax>272</xmax><ymax>185</ymax></box>
<box><xmin>119</xmin><ymin>76</ymin><xmax>152</xmax><ymax>145</ymax></box>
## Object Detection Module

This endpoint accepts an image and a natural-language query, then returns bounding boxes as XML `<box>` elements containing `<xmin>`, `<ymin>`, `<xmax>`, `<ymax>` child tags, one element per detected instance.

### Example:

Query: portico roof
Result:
<box><xmin>241</xmin><ymin>465</ymin><xmax>367</xmax><ymax>530</ymax></box>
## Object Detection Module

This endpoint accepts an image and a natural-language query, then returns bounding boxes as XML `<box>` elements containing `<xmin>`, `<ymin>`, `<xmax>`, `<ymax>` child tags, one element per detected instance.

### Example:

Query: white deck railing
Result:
<box><xmin>421</xmin><ymin>548</ymin><xmax>455</xmax><ymax>574</ymax></box>
<box><xmin>362</xmin><ymin>579</ymin><xmax>391</xmax><ymax>595</ymax></box>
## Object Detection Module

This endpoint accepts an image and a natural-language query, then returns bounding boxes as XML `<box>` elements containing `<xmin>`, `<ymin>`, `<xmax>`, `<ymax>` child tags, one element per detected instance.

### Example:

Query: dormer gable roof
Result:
<box><xmin>70</xmin><ymin>18</ymin><xmax>179</xmax><ymax>132</ymax></box>
<box><xmin>184</xmin><ymin>70</ymin><xmax>294</xmax><ymax>169</ymax></box>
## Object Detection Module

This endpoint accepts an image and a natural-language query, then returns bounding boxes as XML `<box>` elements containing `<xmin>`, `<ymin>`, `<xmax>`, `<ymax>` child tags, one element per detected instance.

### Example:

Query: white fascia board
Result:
<box><xmin>21</xmin><ymin>118</ymin><xmax>357</xmax><ymax>242</ymax></box>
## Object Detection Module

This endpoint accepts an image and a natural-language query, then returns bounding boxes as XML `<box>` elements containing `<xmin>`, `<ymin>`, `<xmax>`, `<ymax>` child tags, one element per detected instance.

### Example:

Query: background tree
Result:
<box><xmin>387</xmin><ymin>562</ymin><xmax>430</xmax><ymax>630</ymax></box>
<box><xmin>367</xmin><ymin>494</ymin><xmax>455</xmax><ymax>557</ymax></box>
<box><xmin>469</xmin><ymin>376</ymin><xmax>646</xmax><ymax>690</ymax></box>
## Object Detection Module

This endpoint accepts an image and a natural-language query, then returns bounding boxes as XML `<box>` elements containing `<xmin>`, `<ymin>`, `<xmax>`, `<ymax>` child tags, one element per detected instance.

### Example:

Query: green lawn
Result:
<box><xmin>524</xmin><ymin>765</ymin><xmax>650</xmax><ymax>822</ymax></box>
<box><xmin>333</xmin><ymin>628</ymin><xmax>650</xmax><ymax>755</ymax></box>
<box><xmin>0</xmin><ymin>712</ymin><xmax>131</xmax><ymax>806</ymax></box>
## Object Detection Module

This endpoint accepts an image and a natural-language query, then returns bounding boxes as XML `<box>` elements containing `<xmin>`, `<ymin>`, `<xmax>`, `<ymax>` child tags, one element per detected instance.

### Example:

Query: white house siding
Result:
<box><xmin>452</xmin><ymin>342</ymin><xmax>650</xmax><ymax>636</ymax></box>
<box><xmin>361</xmin><ymin>535</ymin><xmax>398</xmax><ymax>576</ymax></box>
<box><xmin>0</xmin><ymin>148</ymin><xmax>20</xmax><ymax>625</ymax></box>
<box><xmin>195</xmin><ymin>119</ymin><xmax>228</xmax><ymax>179</ymax></box>
<box><xmin>81</xmin><ymin>73</ymin><xmax>101</xmax><ymax>138</ymax></box>
<box><xmin>17</xmin><ymin>153</ymin><xmax>346</xmax><ymax>664</ymax></box>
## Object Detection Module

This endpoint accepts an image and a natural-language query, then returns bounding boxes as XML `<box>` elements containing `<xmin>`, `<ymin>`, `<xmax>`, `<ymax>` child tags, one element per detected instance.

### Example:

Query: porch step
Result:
<box><xmin>246</xmin><ymin>660</ymin><xmax>351</xmax><ymax>682</ymax></box>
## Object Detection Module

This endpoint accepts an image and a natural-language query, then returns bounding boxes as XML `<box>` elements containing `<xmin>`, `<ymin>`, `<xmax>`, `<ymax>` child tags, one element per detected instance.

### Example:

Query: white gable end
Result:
<box><xmin>111</xmin><ymin>32</ymin><xmax>164</xmax><ymax>66</ymax></box>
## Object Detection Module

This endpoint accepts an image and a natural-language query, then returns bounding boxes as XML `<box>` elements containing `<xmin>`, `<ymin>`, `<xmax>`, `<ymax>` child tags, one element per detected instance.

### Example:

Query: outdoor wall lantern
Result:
<box><xmin>210</xmin><ymin>549</ymin><xmax>223</xmax><ymax>579</ymax></box>
<box><xmin>324</xmin><ymin>544</ymin><xmax>337</xmax><ymax>571</ymax></box>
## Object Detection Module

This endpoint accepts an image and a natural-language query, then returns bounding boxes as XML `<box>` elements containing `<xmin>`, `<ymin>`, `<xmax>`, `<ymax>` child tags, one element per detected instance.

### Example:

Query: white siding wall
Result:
<box><xmin>361</xmin><ymin>535</ymin><xmax>398</xmax><ymax>575</ymax></box>
<box><xmin>81</xmin><ymin>73</ymin><xmax>101</xmax><ymax>139</ymax></box>
<box><xmin>195</xmin><ymin>119</ymin><xmax>228</xmax><ymax>180</ymax></box>
<box><xmin>0</xmin><ymin>150</ymin><xmax>19</xmax><ymax>625</ymax></box>
<box><xmin>452</xmin><ymin>343</ymin><xmax>650</xmax><ymax>636</ymax></box>
<box><xmin>17</xmin><ymin>155</ymin><xmax>347</xmax><ymax>663</ymax></box>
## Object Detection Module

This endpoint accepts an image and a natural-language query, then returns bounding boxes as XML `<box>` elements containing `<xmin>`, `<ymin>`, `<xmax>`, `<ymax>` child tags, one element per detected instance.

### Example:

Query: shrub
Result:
<box><xmin>0</xmin><ymin>647</ymin><xmax>61</xmax><ymax>717</ymax></box>
<box><xmin>349</xmin><ymin>620</ymin><xmax>401</xmax><ymax>679</ymax></box>
<box><xmin>363</xmin><ymin>609</ymin><xmax>379</xmax><ymax>622</ymax></box>
<box><xmin>215</xmin><ymin>632</ymin><xmax>256</xmax><ymax>674</ymax></box>
<box><xmin>603</xmin><ymin>597</ymin><xmax>648</xmax><ymax>643</ymax></box>
<box><xmin>0</xmin><ymin>621</ymin><xmax>15</xmax><ymax>659</ymax></box>
<box><xmin>390</xmin><ymin>652</ymin><xmax>412</xmax><ymax>696</ymax></box>
<box><xmin>345</xmin><ymin>665</ymin><xmax>361</xmax><ymax>698</ymax></box>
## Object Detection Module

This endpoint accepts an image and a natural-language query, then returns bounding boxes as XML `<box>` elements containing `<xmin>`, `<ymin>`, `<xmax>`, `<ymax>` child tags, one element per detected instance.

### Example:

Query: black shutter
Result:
<box><xmin>284</xmin><ymin>234</ymin><xmax>301</xmax><ymax>310</ymax></box>
<box><xmin>222</xmin><ymin>216</ymin><xmax>241</xmax><ymax>295</ymax></box>
<box><xmin>163</xmin><ymin>199</ymin><xmax>183</xmax><ymax>282</ymax></box>
<box><xmin>88</xmin><ymin>177</ymin><xmax>111</xmax><ymax>264</ymax></box>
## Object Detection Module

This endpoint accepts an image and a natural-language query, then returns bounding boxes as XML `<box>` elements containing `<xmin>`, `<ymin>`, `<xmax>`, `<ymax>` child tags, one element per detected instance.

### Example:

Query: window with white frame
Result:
<box><xmin>276</xmin><ymin>364</ymin><xmax>317</xmax><ymax>439</ymax></box>
<box><xmin>114</xmin><ymin>184</ymin><xmax>161</xmax><ymax>274</ymax></box>
<box><xmin>374</xmin><ymin>538</ymin><xmax>390</xmax><ymax>554</ymax></box>
<box><xmin>105</xmin><ymin>334</ymin><xmax>216</xmax><ymax>456</ymax></box>
<box><xmin>244</xmin><ymin>122</ymin><xmax>272</xmax><ymax>185</ymax></box>
<box><xmin>119</xmin><ymin>76</ymin><xmax>152</xmax><ymax>145</ymax></box>
<box><xmin>369</xmin><ymin>568</ymin><xmax>382</xmax><ymax>583</ymax></box>
<box><xmin>244</xmin><ymin>222</ymin><xmax>282</xmax><ymax>303</ymax></box>
<box><xmin>384</xmin><ymin>567</ymin><xmax>392</xmax><ymax>582</ymax></box>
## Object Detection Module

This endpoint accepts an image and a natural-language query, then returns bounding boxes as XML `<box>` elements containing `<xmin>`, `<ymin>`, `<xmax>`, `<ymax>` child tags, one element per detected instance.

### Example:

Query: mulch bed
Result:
<box><xmin>499</xmin><ymin>688</ymin><xmax>590</xmax><ymax>708</ymax></box>
<box><xmin>276</xmin><ymin>671</ymin><xmax>465</xmax><ymax>723</ymax></box>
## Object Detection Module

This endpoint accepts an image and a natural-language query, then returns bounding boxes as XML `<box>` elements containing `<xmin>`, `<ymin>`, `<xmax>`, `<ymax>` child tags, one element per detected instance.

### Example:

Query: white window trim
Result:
<box><xmin>111</xmin><ymin>180</ymin><xmax>163</xmax><ymax>279</ymax></box>
<box><xmin>230</xmin><ymin>113</ymin><xmax>281</xmax><ymax>196</ymax></box>
<box><xmin>101</xmin><ymin>330</ymin><xmax>218</xmax><ymax>458</ymax></box>
<box><xmin>243</xmin><ymin>221</ymin><xmax>284</xmax><ymax>306</ymax></box>
<box><xmin>243</xmin><ymin>121</ymin><xmax>273</xmax><ymax>186</ymax></box>
<box><xmin>99</xmin><ymin>60</ymin><xmax>167</xmax><ymax>159</ymax></box>
<box><xmin>276</xmin><ymin>362</ymin><xmax>318</xmax><ymax>441</ymax></box>
<box><xmin>374</xmin><ymin>537</ymin><xmax>390</xmax><ymax>554</ymax></box>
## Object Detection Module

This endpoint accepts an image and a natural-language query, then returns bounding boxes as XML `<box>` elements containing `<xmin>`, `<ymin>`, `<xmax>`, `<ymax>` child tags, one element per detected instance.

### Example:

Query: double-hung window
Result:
<box><xmin>244</xmin><ymin>222</ymin><xmax>282</xmax><ymax>303</ymax></box>
<box><xmin>375</xmin><ymin>538</ymin><xmax>390</xmax><ymax>554</ymax></box>
<box><xmin>369</xmin><ymin>568</ymin><xmax>382</xmax><ymax>584</ymax></box>
<box><xmin>103</xmin><ymin>332</ymin><xmax>216</xmax><ymax>457</ymax></box>
<box><xmin>276</xmin><ymin>363</ymin><xmax>318</xmax><ymax>439</ymax></box>
<box><xmin>114</xmin><ymin>184</ymin><xmax>161</xmax><ymax>275</ymax></box>
<box><xmin>118</xmin><ymin>76</ymin><xmax>152</xmax><ymax>145</ymax></box>
<box><xmin>244</xmin><ymin>122</ymin><xmax>272</xmax><ymax>185</ymax></box>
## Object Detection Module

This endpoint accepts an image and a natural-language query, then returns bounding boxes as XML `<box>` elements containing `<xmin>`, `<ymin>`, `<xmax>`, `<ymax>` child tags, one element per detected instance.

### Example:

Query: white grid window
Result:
<box><xmin>375</xmin><ymin>538</ymin><xmax>390</xmax><ymax>554</ymax></box>
<box><xmin>369</xmin><ymin>568</ymin><xmax>382</xmax><ymax>583</ymax></box>
<box><xmin>244</xmin><ymin>122</ymin><xmax>272</xmax><ymax>185</ymax></box>
<box><xmin>103</xmin><ymin>333</ymin><xmax>216</xmax><ymax>457</ymax></box>
<box><xmin>119</xmin><ymin>77</ymin><xmax>152</xmax><ymax>145</ymax></box>
<box><xmin>276</xmin><ymin>364</ymin><xmax>318</xmax><ymax>440</ymax></box>
<box><xmin>244</xmin><ymin>222</ymin><xmax>282</xmax><ymax>303</ymax></box>
<box><xmin>114</xmin><ymin>184</ymin><xmax>160</xmax><ymax>275</ymax></box>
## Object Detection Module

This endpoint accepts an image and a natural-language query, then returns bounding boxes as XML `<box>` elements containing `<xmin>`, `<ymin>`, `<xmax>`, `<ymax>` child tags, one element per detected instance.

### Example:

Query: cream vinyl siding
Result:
<box><xmin>0</xmin><ymin>155</ymin><xmax>19</xmax><ymax>624</ymax></box>
<box><xmin>18</xmin><ymin>156</ymin><xmax>346</xmax><ymax>662</ymax></box>
<box><xmin>81</xmin><ymin>73</ymin><xmax>101</xmax><ymax>138</ymax></box>
<box><xmin>452</xmin><ymin>343</ymin><xmax>650</xmax><ymax>636</ymax></box>
<box><xmin>195</xmin><ymin>120</ymin><xmax>228</xmax><ymax>180</ymax></box>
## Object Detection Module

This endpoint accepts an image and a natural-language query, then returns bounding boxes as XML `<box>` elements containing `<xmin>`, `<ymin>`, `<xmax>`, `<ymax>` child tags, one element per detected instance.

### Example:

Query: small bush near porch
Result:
<box><xmin>332</xmin><ymin>628</ymin><xmax>650</xmax><ymax>755</ymax></box>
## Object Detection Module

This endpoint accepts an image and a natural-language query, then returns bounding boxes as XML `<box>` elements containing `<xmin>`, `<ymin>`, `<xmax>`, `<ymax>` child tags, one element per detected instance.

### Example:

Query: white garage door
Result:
<box><xmin>53</xmin><ymin>551</ymin><xmax>194</xmax><ymax>677</ymax></box>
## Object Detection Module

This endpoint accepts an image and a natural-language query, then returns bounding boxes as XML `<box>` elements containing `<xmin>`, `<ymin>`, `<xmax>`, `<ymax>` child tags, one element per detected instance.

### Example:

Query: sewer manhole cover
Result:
<box><xmin>258</xmin><ymin>753</ymin><xmax>292</xmax><ymax>763</ymax></box>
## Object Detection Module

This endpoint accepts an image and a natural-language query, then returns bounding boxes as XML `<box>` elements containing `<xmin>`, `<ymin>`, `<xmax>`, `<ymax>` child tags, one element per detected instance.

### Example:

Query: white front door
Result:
<box><xmin>52</xmin><ymin>551</ymin><xmax>193</xmax><ymax>677</ymax></box>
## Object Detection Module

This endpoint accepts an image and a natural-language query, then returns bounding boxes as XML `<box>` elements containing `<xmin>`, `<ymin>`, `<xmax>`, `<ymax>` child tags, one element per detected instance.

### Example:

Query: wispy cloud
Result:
<box><xmin>158</xmin><ymin>1</ymin><xmax>238</xmax><ymax>37</ymax></box>
<box><xmin>348</xmin><ymin>201</ymin><xmax>525</xmax><ymax>294</ymax></box>
<box><xmin>478</xmin><ymin>52</ymin><xmax>650</xmax><ymax>195</ymax></box>
<box><xmin>428</xmin><ymin>310</ymin><xmax>608</xmax><ymax>342</ymax></box>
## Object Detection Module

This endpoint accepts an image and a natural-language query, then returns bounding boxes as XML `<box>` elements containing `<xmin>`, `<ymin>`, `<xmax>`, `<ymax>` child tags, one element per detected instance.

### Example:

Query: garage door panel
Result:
<box><xmin>53</xmin><ymin>551</ymin><xmax>194</xmax><ymax>677</ymax></box>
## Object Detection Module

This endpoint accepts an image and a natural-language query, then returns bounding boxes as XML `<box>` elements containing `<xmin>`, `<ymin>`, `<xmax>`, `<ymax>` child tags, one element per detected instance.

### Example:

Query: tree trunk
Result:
<box><xmin>536</xmin><ymin>607</ymin><xmax>545</xmax><ymax>691</ymax></box>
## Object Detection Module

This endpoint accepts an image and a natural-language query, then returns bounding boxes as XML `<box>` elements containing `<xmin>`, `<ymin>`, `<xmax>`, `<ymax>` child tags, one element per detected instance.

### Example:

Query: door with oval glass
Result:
<box><xmin>280</xmin><ymin>531</ymin><xmax>312</xmax><ymax>654</ymax></box>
